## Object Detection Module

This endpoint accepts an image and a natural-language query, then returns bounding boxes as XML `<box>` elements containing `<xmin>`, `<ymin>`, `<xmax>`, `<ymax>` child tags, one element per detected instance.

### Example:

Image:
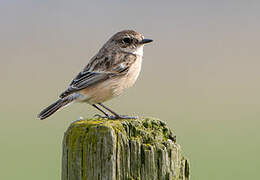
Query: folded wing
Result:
<box><xmin>59</xmin><ymin>71</ymin><xmax>115</xmax><ymax>98</ymax></box>
<box><xmin>60</xmin><ymin>53</ymin><xmax>137</xmax><ymax>98</ymax></box>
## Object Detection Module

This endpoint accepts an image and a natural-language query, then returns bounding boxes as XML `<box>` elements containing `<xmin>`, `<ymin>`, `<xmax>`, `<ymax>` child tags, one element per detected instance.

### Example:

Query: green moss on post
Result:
<box><xmin>61</xmin><ymin>117</ymin><xmax>190</xmax><ymax>180</ymax></box>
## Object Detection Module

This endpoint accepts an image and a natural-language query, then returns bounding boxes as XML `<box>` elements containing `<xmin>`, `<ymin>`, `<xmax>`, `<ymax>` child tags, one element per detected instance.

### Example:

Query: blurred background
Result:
<box><xmin>1</xmin><ymin>0</ymin><xmax>260</xmax><ymax>179</ymax></box>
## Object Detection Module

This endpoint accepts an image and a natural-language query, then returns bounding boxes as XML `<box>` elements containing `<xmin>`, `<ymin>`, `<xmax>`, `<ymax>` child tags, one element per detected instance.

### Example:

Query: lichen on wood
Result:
<box><xmin>62</xmin><ymin>117</ymin><xmax>190</xmax><ymax>180</ymax></box>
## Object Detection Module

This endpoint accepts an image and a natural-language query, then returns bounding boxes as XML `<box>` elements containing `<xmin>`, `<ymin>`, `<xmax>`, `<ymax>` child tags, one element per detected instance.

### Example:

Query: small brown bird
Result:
<box><xmin>38</xmin><ymin>30</ymin><xmax>153</xmax><ymax>120</ymax></box>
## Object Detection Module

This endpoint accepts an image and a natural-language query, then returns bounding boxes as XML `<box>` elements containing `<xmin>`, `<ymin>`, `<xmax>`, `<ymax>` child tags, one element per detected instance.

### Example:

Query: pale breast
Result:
<box><xmin>124</xmin><ymin>56</ymin><xmax>142</xmax><ymax>88</ymax></box>
<box><xmin>112</xmin><ymin>55</ymin><xmax>142</xmax><ymax>96</ymax></box>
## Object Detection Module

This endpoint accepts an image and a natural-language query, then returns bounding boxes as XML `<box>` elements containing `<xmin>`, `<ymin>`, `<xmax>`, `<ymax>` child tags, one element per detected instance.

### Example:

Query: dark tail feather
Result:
<box><xmin>37</xmin><ymin>98</ymin><xmax>73</xmax><ymax>120</ymax></box>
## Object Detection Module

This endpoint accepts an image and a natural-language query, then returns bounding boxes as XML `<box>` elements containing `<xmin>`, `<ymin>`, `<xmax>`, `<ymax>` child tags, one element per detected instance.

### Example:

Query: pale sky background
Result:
<box><xmin>1</xmin><ymin>1</ymin><xmax>260</xmax><ymax>179</ymax></box>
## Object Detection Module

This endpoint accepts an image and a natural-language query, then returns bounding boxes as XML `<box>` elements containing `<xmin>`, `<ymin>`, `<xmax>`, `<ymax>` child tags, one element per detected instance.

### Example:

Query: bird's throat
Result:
<box><xmin>133</xmin><ymin>46</ymin><xmax>144</xmax><ymax>56</ymax></box>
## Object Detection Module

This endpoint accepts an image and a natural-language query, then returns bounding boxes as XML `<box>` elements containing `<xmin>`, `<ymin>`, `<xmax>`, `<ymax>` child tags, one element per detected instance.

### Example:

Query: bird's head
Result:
<box><xmin>104</xmin><ymin>30</ymin><xmax>153</xmax><ymax>56</ymax></box>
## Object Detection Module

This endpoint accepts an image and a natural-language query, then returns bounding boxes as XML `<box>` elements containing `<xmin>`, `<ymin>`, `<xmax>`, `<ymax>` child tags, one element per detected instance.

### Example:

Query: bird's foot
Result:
<box><xmin>114</xmin><ymin>115</ymin><xmax>138</xmax><ymax>120</ymax></box>
<box><xmin>94</xmin><ymin>114</ymin><xmax>137</xmax><ymax>120</ymax></box>
<box><xmin>94</xmin><ymin>114</ymin><xmax>116</xmax><ymax>119</ymax></box>
<box><xmin>93</xmin><ymin>114</ymin><xmax>116</xmax><ymax>119</ymax></box>
<box><xmin>93</xmin><ymin>114</ymin><xmax>106</xmax><ymax>118</ymax></box>
<box><xmin>107</xmin><ymin>115</ymin><xmax>138</xmax><ymax>120</ymax></box>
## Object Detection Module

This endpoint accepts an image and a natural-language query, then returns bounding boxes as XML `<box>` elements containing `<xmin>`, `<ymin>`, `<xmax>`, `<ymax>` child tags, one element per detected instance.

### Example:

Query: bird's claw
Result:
<box><xmin>94</xmin><ymin>114</ymin><xmax>102</xmax><ymax>118</ymax></box>
<box><xmin>114</xmin><ymin>115</ymin><xmax>138</xmax><ymax>120</ymax></box>
<box><xmin>94</xmin><ymin>114</ymin><xmax>109</xmax><ymax>119</ymax></box>
<box><xmin>94</xmin><ymin>114</ymin><xmax>137</xmax><ymax>120</ymax></box>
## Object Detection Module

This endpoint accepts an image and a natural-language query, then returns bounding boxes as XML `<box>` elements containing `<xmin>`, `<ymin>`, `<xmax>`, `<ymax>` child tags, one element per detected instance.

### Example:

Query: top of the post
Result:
<box><xmin>65</xmin><ymin>117</ymin><xmax>176</xmax><ymax>145</ymax></box>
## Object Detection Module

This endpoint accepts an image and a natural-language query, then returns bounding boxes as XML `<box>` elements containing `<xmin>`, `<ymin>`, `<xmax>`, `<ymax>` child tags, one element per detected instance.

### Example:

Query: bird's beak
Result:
<box><xmin>139</xmin><ymin>39</ymin><xmax>153</xmax><ymax>45</ymax></box>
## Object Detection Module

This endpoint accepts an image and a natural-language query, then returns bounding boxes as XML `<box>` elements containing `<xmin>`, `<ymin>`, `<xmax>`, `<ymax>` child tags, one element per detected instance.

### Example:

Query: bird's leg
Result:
<box><xmin>98</xmin><ymin>103</ymin><xmax>137</xmax><ymax>119</ymax></box>
<box><xmin>92</xmin><ymin>104</ymin><xmax>120</xmax><ymax>119</ymax></box>
<box><xmin>92</xmin><ymin>104</ymin><xmax>110</xmax><ymax>118</ymax></box>
<box><xmin>97</xmin><ymin>103</ymin><xmax>119</xmax><ymax>117</ymax></box>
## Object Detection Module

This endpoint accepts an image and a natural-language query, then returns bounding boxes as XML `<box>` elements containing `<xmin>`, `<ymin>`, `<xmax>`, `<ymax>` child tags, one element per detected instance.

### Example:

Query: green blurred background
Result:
<box><xmin>1</xmin><ymin>0</ymin><xmax>260</xmax><ymax>179</ymax></box>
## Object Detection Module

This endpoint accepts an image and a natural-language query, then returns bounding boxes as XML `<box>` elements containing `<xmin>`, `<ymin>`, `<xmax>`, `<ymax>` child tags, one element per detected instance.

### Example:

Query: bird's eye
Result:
<box><xmin>122</xmin><ymin>37</ymin><xmax>132</xmax><ymax>44</ymax></box>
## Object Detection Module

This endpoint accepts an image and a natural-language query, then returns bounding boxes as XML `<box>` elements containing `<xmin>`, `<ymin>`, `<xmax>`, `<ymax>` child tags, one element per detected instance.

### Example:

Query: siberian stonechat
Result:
<box><xmin>38</xmin><ymin>30</ymin><xmax>153</xmax><ymax>120</ymax></box>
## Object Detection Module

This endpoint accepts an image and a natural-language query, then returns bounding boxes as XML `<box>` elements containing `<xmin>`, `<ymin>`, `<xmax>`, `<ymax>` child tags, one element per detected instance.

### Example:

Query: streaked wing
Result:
<box><xmin>60</xmin><ymin>52</ymin><xmax>137</xmax><ymax>98</ymax></box>
<box><xmin>59</xmin><ymin>71</ymin><xmax>115</xmax><ymax>98</ymax></box>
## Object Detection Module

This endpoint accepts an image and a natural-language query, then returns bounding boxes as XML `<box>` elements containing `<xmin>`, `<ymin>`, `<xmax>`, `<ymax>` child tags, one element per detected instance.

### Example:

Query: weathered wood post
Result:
<box><xmin>62</xmin><ymin>117</ymin><xmax>190</xmax><ymax>180</ymax></box>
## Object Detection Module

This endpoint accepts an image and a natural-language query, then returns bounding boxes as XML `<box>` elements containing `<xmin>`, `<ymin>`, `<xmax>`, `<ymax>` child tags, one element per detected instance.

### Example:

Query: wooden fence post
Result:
<box><xmin>61</xmin><ymin>117</ymin><xmax>190</xmax><ymax>180</ymax></box>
